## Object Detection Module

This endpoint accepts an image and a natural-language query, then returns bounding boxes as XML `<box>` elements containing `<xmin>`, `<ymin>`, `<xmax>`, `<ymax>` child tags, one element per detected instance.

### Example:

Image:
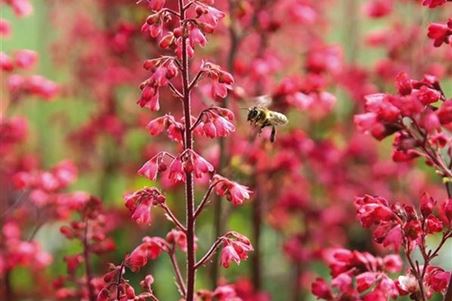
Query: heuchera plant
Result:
<box><xmin>313</xmin><ymin>72</ymin><xmax>452</xmax><ymax>301</ymax></box>
<box><xmin>97</xmin><ymin>1</ymin><xmax>253</xmax><ymax>300</ymax></box>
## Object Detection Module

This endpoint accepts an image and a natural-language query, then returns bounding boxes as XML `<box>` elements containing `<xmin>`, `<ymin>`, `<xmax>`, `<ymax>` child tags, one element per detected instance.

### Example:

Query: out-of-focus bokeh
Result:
<box><xmin>1</xmin><ymin>0</ymin><xmax>452</xmax><ymax>300</ymax></box>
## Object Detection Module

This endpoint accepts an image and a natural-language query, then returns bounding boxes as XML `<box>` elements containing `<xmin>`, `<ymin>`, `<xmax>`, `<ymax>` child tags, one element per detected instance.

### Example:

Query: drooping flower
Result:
<box><xmin>213</xmin><ymin>175</ymin><xmax>252</xmax><ymax>206</ymax></box>
<box><xmin>124</xmin><ymin>187</ymin><xmax>166</xmax><ymax>225</ymax></box>
<box><xmin>125</xmin><ymin>236</ymin><xmax>168</xmax><ymax>271</ymax></box>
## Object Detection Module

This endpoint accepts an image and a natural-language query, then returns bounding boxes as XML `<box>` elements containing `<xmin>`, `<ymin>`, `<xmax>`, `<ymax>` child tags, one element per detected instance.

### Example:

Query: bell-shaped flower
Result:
<box><xmin>168</xmin><ymin>157</ymin><xmax>185</xmax><ymax>183</ymax></box>
<box><xmin>213</xmin><ymin>175</ymin><xmax>252</xmax><ymax>206</ymax></box>
<box><xmin>124</xmin><ymin>187</ymin><xmax>166</xmax><ymax>225</ymax></box>
<box><xmin>125</xmin><ymin>236</ymin><xmax>168</xmax><ymax>271</ymax></box>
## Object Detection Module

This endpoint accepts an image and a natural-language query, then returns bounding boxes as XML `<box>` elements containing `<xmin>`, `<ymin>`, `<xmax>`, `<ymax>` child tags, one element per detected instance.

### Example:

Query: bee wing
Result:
<box><xmin>254</xmin><ymin>95</ymin><xmax>272</xmax><ymax>107</ymax></box>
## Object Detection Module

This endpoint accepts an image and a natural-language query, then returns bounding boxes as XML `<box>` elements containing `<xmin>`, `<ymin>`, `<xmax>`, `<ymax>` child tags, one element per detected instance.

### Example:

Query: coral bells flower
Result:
<box><xmin>194</xmin><ymin>107</ymin><xmax>236</xmax><ymax>138</ymax></box>
<box><xmin>220</xmin><ymin>232</ymin><xmax>253</xmax><ymax>268</ymax></box>
<box><xmin>220</xmin><ymin>245</ymin><xmax>241</xmax><ymax>268</ymax></box>
<box><xmin>168</xmin><ymin>157</ymin><xmax>186</xmax><ymax>183</ymax></box>
<box><xmin>183</xmin><ymin>150</ymin><xmax>214</xmax><ymax>178</ymax></box>
<box><xmin>138</xmin><ymin>152</ymin><xmax>171</xmax><ymax>180</ymax></box>
<box><xmin>138</xmin><ymin>84</ymin><xmax>160</xmax><ymax>110</ymax></box>
<box><xmin>397</xmin><ymin>274</ymin><xmax>419</xmax><ymax>294</ymax></box>
<box><xmin>200</xmin><ymin>61</ymin><xmax>234</xmax><ymax>99</ymax></box>
<box><xmin>124</xmin><ymin>187</ymin><xmax>165</xmax><ymax>225</ymax></box>
<box><xmin>125</xmin><ymin>236</ymin><xmax>168</xmax><ymax>271</ymax></box>
<box><xmin>425</xmin><ymin>266</ymin><xmax>451</xmax><ymax>293</ymax></box>
<box><xmin>168</xmin><ymin>150</ymin><xmax>214</xmax><ymax>183</ymax></box>
<box><xmin>315</xmin><ymin>249</ymin><xmax>401</xmax><ymax>300</ymax></box>
<box><xmin>312</xmin><ymin>278</ymin><xmax>333</xmax><ymax>300</ymax></box>
<box><xmin>427</xmin><ymin>19</ymin><xmax>452</xmax><ymax>47</ymax></box>
<box><xmin>354</xmin><ymin>195</ymin><xmax>395</xmax><ymax>227</ymax></box>
<box><xmin>213</xmin><ymin>175</ymin><xmax>252</xmax><ymax>206</ymax></box>
<box><xmin>422</xmin><ymin>0</ymin><xmax>448</xmax><ymax>8</ymax></box>
<box><xmin>166</xmin><ymin>229</ymin><xmax>188</xmax><ymax>251</ymax></box>
<box><xmin>14</xmin><ymin>49</ymin><xmax>37</xmax><ymax>69</ymax></box>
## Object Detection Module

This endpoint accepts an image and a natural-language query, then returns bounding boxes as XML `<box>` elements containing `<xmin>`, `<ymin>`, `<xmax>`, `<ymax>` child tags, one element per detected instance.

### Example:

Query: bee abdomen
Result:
<box><xmin>269</xmin><ymin>111</ymin><xmax>288</xmax><ymax>125</ymax></box>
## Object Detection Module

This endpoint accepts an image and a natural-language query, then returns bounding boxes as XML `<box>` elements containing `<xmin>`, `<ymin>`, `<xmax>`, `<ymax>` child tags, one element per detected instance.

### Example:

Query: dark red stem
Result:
<box><xmin>83</xmin><ymin>220</ymin><xmax>96</xmax><ymax>301</ymax></box>
<box><xmin>178</xmin><ymin>1</ymin><xmax>196</xmax><ymax>300</ymax></box>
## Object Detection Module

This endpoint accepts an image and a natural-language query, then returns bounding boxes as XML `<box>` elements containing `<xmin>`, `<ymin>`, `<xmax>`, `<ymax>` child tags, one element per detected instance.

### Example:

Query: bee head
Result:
<box><xmin>247</xmin><ymin>107</ymin><xmax>258</xmax><ymax>121</ymax></box>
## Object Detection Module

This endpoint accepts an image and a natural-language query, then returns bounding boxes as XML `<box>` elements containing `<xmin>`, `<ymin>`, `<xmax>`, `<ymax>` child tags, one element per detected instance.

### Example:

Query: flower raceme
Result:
<box><xmin>101</xmin><ymin>0</ymin><xmax>254</xmax><ymax>299</ymax></box>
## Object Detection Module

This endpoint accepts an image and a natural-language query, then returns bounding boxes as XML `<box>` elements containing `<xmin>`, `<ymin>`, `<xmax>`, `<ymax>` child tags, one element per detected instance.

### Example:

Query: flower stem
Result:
<box><xmin>83</xmin><ymin>220</ymin><xmax>96</xmax><ymax>301</ymax></box>
<box><xmin>179</xmin><ymin>1</ymin><xmax>196</xmax><ymax>300</ymax></box>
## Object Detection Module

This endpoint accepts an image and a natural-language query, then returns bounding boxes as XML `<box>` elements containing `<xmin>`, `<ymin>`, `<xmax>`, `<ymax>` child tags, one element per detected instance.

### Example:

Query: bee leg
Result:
<box><xmin>270</xmin><ymin>126</ymin><xmax>276</xmax><ymax>143</ymax></box>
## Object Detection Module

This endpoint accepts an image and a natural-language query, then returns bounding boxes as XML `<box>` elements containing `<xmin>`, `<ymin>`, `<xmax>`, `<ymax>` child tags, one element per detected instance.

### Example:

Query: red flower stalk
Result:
<box><xmin>97</xmin><ymin>1</ymin><xmax>253</xmax><ymax>300</ymax></box>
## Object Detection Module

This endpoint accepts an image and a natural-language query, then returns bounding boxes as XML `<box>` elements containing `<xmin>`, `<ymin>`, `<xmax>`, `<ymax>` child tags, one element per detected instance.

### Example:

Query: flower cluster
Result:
<box><xmin>354</xmin><ymin>73</ymin><xmax>451</xmax><ymax>180</ymax></box>
<box><xmin>355</xmin><ymin>194</ymin><xmax>451</xmax><ymax>252</ymax></box>
<box><xmin>96</xmin><ymin>1</ymin><xmax>254</xmax><ymax>300</ymax></box>
<box><xmin>57</xmin><ymin>196</ymin><xmax>116</xmax><ymax>301</ymax></box>
<box><xmin>219</xmin><ymin>232</ymin><xmax>254</xmax><ymax>268</ymax></box>
<box><xmin>312</xmin><ymin>249</ymin><xmax>402</xmax><ymax>301</ymax></box>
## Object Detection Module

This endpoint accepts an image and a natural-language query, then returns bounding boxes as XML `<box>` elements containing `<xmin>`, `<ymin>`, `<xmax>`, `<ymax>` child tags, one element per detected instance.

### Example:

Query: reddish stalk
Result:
<box><xmin>178</xmin><ymin>0</ymin><xmax>196</xmax><ymax>299</ymax></box>
<box><xmin>82</xmin><ymin>220</ymin><xmax>96</xmax><ymax>301</ymax></box>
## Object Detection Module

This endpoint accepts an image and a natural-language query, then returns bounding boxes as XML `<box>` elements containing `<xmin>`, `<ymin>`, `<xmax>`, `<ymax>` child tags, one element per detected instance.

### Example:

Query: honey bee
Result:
<box><xmin>246</xmin><ymin>95</ymin><xmax>288</xmax><ymax>143</ymax></box>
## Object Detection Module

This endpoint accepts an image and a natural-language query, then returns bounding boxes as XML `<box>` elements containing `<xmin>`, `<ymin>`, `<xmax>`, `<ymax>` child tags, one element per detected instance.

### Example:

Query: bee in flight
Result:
<box><xmin>246</xmin><ymin>95</ymin><xmax>288</xmax><ymax>143</ymax></box>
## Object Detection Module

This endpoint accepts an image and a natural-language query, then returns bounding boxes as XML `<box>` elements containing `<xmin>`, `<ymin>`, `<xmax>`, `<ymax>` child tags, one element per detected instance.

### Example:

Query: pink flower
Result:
<box><xmin>168</xmin><ymin>158</ymin><xmax>185</xmax><ymax>183</ymax></box>
<box><xmin>52</xmin><ymin>160</ymin><xmax>77</xmax><ymax>188</ymax></box>
<box><xmin>125</xmin><ymin>237</ymin><xmax>168</xmax><ymax>271</ymax></box>
<box><xmin>425</xmin><ymin>266</ymin><xmax>450</xmax><ymax>292</ymax></box>
<box><xmin>0</xmin><ymin>19</ymin><xmax>11</xmax><ymax>37</ymax></box>
<box><xmin>354</xmin><ymin>195</ymin><xmax>394</xmax><ymax>227</ymax></box>
<box><xmin>382</xmin><ymin>224</ymin><xmax>403</xmax><ymax>251</ymax></box>
<box><xmin>138</xmin><ymin>159</ymin><xmax>159</xmax><ymax>181</ymax></box>
<box><xmin>383</xmin><ymin>255</ymin><xmax>402</xmax><ymax>273</ymax></box>
<box><xmin>189</xmin><ymin>27</ymin><xmax>207</xmax><ymax>48</ymax></box>
<box><xmin>195</xmin><ymin>3</ymin><xmax>226</xmax><ymax>27</ymax></box>
<box><xmin>312</xmin><ymin>278</ymin><xmax>333</xmax><ymax>300</ymax></box>
<box><xmin>212</xmin><ymin>116</ymin><xmax>235</xmax><ymax>137</ymax></box>
<box><xmin>363</xmin><ymin>0</ymin><xmax>393</xmax><ymax>18</ymax></box>
<box><xmin>149</xmin><ymin>66</ymin><xmax>169</xmax><ymax>86</ymax></box>
<box><xmin>356</xmin><ymin>272</ymin><xmax>377</xmax><ymax>292</ymax></box>
<box><xmin>137</xmin><ymin>85</ymin><xmax>160</xmax><ymax>111</ymax></box>
<box><xmin>63</xmin><ymin>254</ymin><xmax>83</xmax><ymax>274</ymax></box>
<box><xmin>14</xmin><ymin>49</ymin><xmax>37</xmax><ymax>69</ymax></box>
<box><xmin>213</xmin><ymin>175</ymin><xmax>252</xmax><ymax>206</ymax></box>
<box><xmin>425</xmin><ymin>215</ymin><xmax>443</xmax><ymax>233</ymax></box>
<box><xmin>9</xmin><ymin>0</ymin><xmax>33</xmax><ymax>17</ymax></box>
<box><xmin>124</xmin><ymin>187</ymin><xmax>165</xmax><ymax>225</ymax></box>
<box><xmin>189</xmin><ymin>151</ymin><xmax>214</xmax><ymax>178</ymax></box>
<box><xmin>213</xmin><ymin>285</ymin><xmax>240</xmax><ymax>300</ymax></box>
<box><xmin>167</xmin><ymin>122</ymin><xmax>184</xmax><ymax>144</ymax></box>
<box><xmin>0</xmin><ymin>52</ymin><xmax>14</xmax><ymax>71</ymax></box>
<box><xmin>220</xmin><ymin>245</ymin><xmax>241</xmax><ymax>268</ymax></box>
<box><xmin>397</xmin><ymin>274</ymin><xmax>419</xmax><ymax>294</ymax></box>
<box><xmin>422</xmin><ymin>0</ymin><xmax>447</xmax><ymax>8</ymax></box>
<box><xmin>427</xmin><ymin>20</ymin><xmax>451</xmax><ymax>47</ymax></box>
<box><xmin>211</xmin><ymin>81</ymin><xmax>229</xmax><ymax>98</ymax></box>
<box><xmin>146</xmin><ymin>116</ymin><xmax>167</xmax><ymax>136</ymax></box>
<box><xmin>166</xmin><ymin>229</ymin><xmax>187</xmax><ymax>251</ymax></box>
<box><xmin>159</xmin><ymin>32</ymin><xmax>175</xmax><ymax>49</ymax></box>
